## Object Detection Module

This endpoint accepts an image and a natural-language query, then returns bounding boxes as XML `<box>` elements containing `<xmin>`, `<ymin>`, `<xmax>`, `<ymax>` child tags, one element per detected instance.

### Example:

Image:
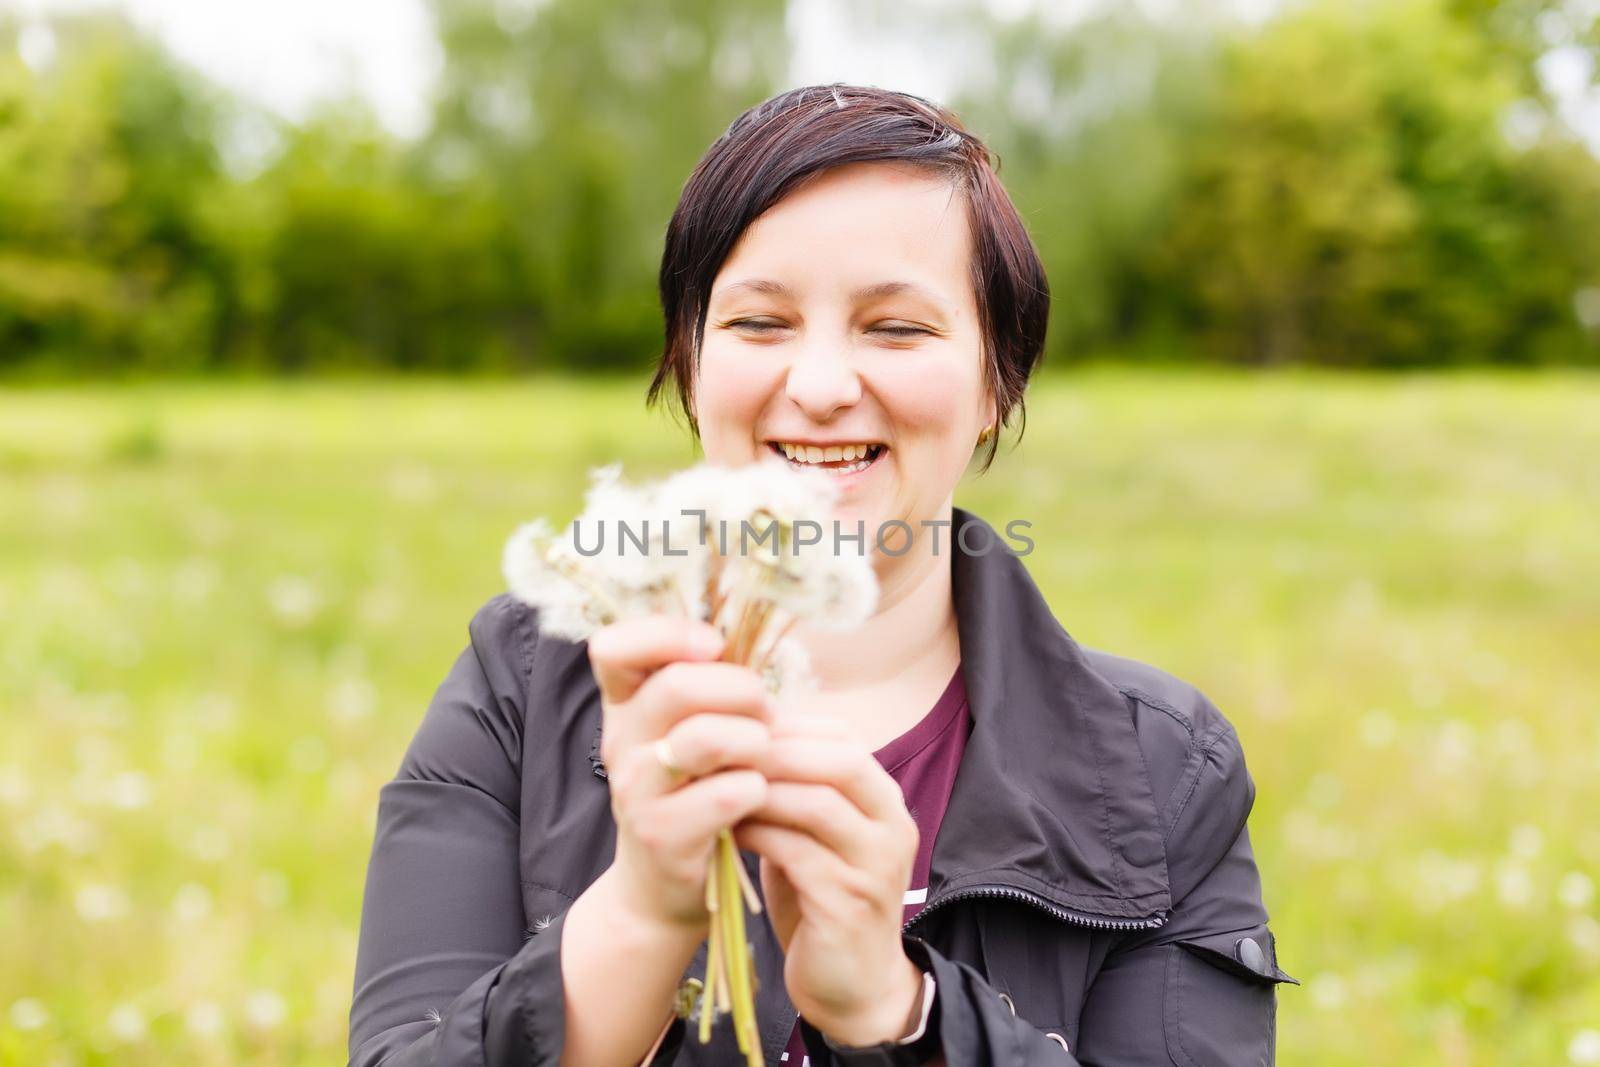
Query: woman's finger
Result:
<box><xmin>628</xmin><ymin>660</ymin><xmax>774</xmax><ymax>742</ymax></box>
<box><xmin>658</xmin><ymin>713</ymin><xmax>773</xmax><ymax>783</ymax></box>
<box><xmin>636</xmin><ymin>768</ymin><xmax>769</xmax><ymax>863</ymax></box>
<box><xmin>755</xmin><ymin>736</ymin><xmax>909</xmax><ymax>827</ymax></box>
<box><xmin>745</xmin><ymin>780</ymin><xmax>883</xmax><ymax>868</ymax></box>
<box><xmin>607</xmin><ymin>713</ymin><xmax>771</xmax><ymax>805</ymax></box>
<box><xmin>586</xmin><ymin>616</ymin><xmax>725</xmax><ymax>705</ymax></box>
<box><xmin>732</xmin><ymin>820</ymin><xmax>863</xmax><ymax>914</ymax></box>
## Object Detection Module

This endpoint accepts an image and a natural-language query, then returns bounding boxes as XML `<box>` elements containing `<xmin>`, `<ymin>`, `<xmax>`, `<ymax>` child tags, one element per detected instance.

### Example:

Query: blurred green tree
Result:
<box><xmin>0</xmin><ymin>12</ymin><xmax>232</xmax><ymax>372</ymax></box>
<box><xmin>945</xmin><ymin>5</ymin><xmax>1226</xmax><ymax>366</ymax></box>
<box><xmin>2</xmin><ymin>0</ymin><xmax>1597</xmax><ymax>374</ymax></box>
<box><xmin>1137</xmin><ymin>0</ymin><xmax>1600</xmax><ymax>365</ymax></box>
<box><xmin>1445</xmin><ymin>0</ymin><xmax>1600</xmax><ymax>95</ymax></box>
<box><xmin>948</xmin><ymin>0</ymin><xmax>1600</xmax><ymax>367</ymax></box>
<box><xmin>419</xmin><ymin>0</ymin><xmax>786</xmax><ymax>370</ymax></box>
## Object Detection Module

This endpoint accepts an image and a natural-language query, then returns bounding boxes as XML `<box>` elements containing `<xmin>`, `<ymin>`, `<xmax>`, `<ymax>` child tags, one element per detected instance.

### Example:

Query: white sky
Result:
<box><xmin>4</xmin><ymin>0</ymin><xmax>443</xmax><ymax>136</ymax></box>
<box><xmin>4</xmin><ymin>0</ymin><xmax>1597</xmax><ymax>152</ymax></box>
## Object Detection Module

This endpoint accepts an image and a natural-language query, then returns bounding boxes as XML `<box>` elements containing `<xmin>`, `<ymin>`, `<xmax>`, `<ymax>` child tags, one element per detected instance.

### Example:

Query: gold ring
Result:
<box><xmin>653</xmin><ymin>737</ymin><xmax>687</xmax><ymax>783</ymax></box>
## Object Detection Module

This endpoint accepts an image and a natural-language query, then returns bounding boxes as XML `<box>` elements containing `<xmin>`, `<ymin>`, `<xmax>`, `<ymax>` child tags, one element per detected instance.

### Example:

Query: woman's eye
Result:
<box><xmin>724</xmin><ymin>320</ymin><xmax>929</xmax><ymax>338</ymax></box>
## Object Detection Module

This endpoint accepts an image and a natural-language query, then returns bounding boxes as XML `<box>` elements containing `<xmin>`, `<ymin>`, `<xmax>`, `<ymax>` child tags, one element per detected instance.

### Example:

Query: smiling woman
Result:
<box><xmin>348</xmin><ymin>83</ymin><xmax>1295</xmax><ymax>1067</ymax></box>
<box><xmin>650</xmin><ymin>89</ymin><xmax>1048</xmax><ymax>485</ymax></box>
<box><xmin>693</xmin><ymin>163</ymin><xmax>988</xmax><ymax>539</ymax></box>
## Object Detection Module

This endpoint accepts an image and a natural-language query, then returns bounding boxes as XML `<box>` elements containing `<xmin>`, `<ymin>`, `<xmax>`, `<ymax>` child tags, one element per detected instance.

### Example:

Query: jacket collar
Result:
<box><xmin>929</xmin><ymin>507</ymin><xmax>1171</xmax><ymax>923</ymax></box>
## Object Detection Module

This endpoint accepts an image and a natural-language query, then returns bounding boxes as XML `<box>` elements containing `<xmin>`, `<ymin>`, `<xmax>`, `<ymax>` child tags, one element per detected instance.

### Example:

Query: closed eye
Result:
<box><xmin>724</xmin><ymin>319</ymin><xmax>933</xmax><ymax>338</ymax></box>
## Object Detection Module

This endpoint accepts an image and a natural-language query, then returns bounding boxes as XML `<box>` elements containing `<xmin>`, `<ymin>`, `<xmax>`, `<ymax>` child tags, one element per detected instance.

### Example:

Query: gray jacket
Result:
<box><xmin>348</xmin><ymin>507</ymin><xmax>1298</xmax><ymax>1066</ymax></box>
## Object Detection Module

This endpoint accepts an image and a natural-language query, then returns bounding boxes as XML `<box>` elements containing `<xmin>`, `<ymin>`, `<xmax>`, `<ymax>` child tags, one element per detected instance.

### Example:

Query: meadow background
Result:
<box><xmin>3</xmin><ymin>0</ymin><xmax>1600</xmax><ymax>1064</ymax></box>
<box><xmin>4</xmin><ymin>372</ymin><xmax>1599</xmax><ymax>1065</ymax></box>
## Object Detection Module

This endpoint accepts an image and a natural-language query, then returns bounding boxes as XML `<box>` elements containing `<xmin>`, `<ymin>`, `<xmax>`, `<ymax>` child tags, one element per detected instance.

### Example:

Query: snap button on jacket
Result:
<box><xmin>348</xmin><ymin>508</ymin><xmax>1298</xmax><ymax>1066</ymax></box>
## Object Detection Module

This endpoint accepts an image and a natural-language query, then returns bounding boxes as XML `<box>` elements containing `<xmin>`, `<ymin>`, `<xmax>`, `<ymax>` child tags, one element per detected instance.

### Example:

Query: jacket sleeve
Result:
<box><xmin>797</xmin><ymin>929</ymin><xmax>1085</xmax><ymax>1066</ymax></box>
<box><xmin>347</xmin><ymin>595</ymin><xmax>577</xmax><ymax>1067</ymax></box>
<box><xmin>798</xmin><ymin>720</ymin><xmax>1296</xmax><ymax>1067</ymax></box>
<box><xmin>1073</xmin><ymin>720</ymin><xmax>1298</xmax><ymax>1066</ymax></box>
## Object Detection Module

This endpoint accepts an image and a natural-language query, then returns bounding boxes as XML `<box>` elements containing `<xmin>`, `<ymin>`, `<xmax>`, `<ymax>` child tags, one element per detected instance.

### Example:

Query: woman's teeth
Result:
<box><xmin>770</xmin><ymin>441</ymin><xmax>883</xmax><ymax>474</ymax></box>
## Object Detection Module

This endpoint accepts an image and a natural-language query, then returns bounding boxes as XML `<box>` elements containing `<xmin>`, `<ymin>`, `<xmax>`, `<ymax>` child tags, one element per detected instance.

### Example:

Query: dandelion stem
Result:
<box><xmin>732</xmin><ymin>845</ymin><xmax>763</xmax><ymax>915</ymax></box>
<box><xmin>699</xmin><ymin>917</ymin><xmax>719</xmax><ymax>1045</ymax></box>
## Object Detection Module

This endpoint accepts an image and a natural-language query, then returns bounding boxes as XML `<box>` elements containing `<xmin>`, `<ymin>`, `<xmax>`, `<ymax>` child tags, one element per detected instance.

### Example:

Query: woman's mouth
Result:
<box><xmin>766</xmin><ymin>440</ymin><xmax>887</xmax><ymax>476</ymax></box>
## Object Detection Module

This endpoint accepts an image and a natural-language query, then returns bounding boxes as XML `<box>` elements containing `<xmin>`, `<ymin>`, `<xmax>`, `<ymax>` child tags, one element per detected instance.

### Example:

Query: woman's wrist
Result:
<box><xmin>820</xmin><ymin>955</ymin><xmax>929</xmax><ymax>1047</ymax></box>
<box><xmin>586</xmin><ymin>864</ymin><xmax>708</xmax><ymax>956</ymax></box>
<box><xmin>559</xmin><ymin>866</ymin><xmax>708</xmax><ymax>1067</ymax></box>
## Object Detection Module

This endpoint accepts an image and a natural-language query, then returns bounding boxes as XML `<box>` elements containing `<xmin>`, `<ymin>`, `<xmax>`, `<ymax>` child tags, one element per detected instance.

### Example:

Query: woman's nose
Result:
<box><xmin>782</xmin><ymin>341</ymin><xmax>862</xmax><ymax>422</ymax></box>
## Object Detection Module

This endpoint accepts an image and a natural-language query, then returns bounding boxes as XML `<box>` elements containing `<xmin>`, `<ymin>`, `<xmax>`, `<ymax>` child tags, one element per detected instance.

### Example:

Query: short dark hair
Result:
<box><xmin>648</xmin><ymin>83</ymin><xmax>1050</xmax><ymax>472</ymax></box>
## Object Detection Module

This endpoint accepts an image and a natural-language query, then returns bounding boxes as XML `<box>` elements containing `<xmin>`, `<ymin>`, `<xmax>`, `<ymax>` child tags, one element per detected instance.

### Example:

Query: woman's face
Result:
<box><xmin>692</xmin><ymin>160</ymin><xmax>994</xmax><ymax>553</ymax></box>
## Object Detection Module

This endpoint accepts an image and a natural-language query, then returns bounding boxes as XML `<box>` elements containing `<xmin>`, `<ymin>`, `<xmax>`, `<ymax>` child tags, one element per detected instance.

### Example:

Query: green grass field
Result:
<box><xmin>2</xmin><ymin>369</ymin><xmax>1597</xmax><ymax>1065</ymax></box>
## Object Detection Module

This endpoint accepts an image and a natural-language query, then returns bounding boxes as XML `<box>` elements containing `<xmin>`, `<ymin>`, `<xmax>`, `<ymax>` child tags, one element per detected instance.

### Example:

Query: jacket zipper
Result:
<box><xmin>905</xmin><ymin>882</ymin><xmax>1168</xmax><ymax>934</ymax></box>
<box><xmin>672</xmin><ymin>890</ymin><xmax>1160</xmax><ymax>1060</ymax></box>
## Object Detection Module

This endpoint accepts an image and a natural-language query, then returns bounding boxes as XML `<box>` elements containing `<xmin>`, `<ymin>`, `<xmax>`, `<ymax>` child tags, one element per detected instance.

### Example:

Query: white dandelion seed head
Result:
<box><xmin>1509</xmin><ymin>823</ymin><xmax>1543</xmax><ymax>860</ymax></box>
<box><xmin>1359</xmin><ymin>709</ymin><xmax>1396</xmax><ymax>748</ymax></box>
<box><xmin>588</xmin><ymin>506</ymin><xmax>710</xmax><ymax>619</ymax></box>
<box><xmin>677</xmin><ymin>455</ymin><xmax>838</xmax><ymax>537</ymax></box>
<box><xmin>188</xmin><ymin>825</ymin><xmax>231</xmax><ymax>863</ymax></box>
<box><xmin>289</xmin><ymin>735</ymin><xmax>329</xmax><ymax>774</ymax></box>
<box><xmin>9</xmin><ymin>998</ymin><xmax>49</xmax><ymax>1031</ymax></box>
<box><xmin>1411</xmin><ymin>850</ymin><xmax>1481</xmax><ymax>909</ymax></box>
<box><xmin>266</xmin><ymin>574</ymin><xmax>322</xmax><ymax>627</ymax></box>
<box><xmin>1559</xmin><ymin>871</ymin><xmax>1595</xmax><ymax>911</ymax></box>
<box><xmin>572</xmin><ymin>463</ymin><xmax>672</xmax><ymax>582</ymax></box>
<box><xmin>327</xmin><ymin>677</ymin><xmax>378</xmax><ymax>723</ymax></box>
<box><xmin>681</xmin><ymin>458</ymin><xmax>876</xmax><ymax>629</ymax></box>
<box><xmin>74</xmin><ymin>882</ymin><xmax>129</xmax><ymax>923</ymax></box>
<box><xmin>172</xmin><ymin>556</ymin><xmax>219</xmax><ymax>604</ymax></box>
<box><xmin>1495</xmin><ymin>861</ymin><xmax>1536</xmax><ymax>910</ymax></box>
<box><xmin>256</xmin><ymin>869</ymin><xmax>290</xmax><ymax>908</ymax></box>
<box><xmin>106</xmin><ymin>1003</ymin><xmax>147</xmax><ymax>1043</ymax></box>
<box><xmin>759</xmin><ymin>636</ymin><xmax>815</xmax><ymax>696</ymax></box>
<box><xmin>502</xmin><ymin>459</ymin><xmax>876</xmax><ymax>663</ymax></box>
<box><xmin>243</xmin><ymin>990</ymin><xmax>286</xmax><ymax>1030</ymax></box>
<box><xmin>0</xmin><ymin>764</ymin><xmax>30</xmax><ymax>806</ymax></box>
<box><xmin>106</xmin><ymin>770</ymin><xmax>151</xmax><ymax>810</ymax></box>
<box><xmin>787</xmin><ymin>544</ymin><xmax>878</xmax><ymax>630</ymax></box>
<box><xmin>509</xmin><ymin>468</ymin><xmax>709</xmax><ymax>634</ymax></box>
<box><xmin>171</xmin><ymin>882</ymin><xmax>214</xmax><ymax>923</ymax></box>
<box><xmin>16</xmin><ymin>804</ymin><xmax>96</xmax><ymax>855</ymax></box>
<box><xmin>502</xmin><ymin>517</ymin><xmax>557</xmax><ymax>605</ymax></box>
<box><xmin>185</xmin><ymin>1000</ymin><xmax>225</xmax><ymax>1038</ymax></box>
<box><xmin>1569</xmin><ymin>915</ymin><xmax>1600</xmax><ymax>958</ymax></box>
<box><xmin>1308</xmin><ymin>972</ymin><xmax>1347</xmax><ymax>1011</ymax></box>
<box><xmin>503</xmin><ymin>518</ymin><xmax>613</xmax><ymax>642</ymax></box>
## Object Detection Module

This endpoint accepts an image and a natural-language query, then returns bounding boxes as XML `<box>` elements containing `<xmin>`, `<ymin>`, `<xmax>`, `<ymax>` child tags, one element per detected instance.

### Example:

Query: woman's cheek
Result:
<box><xmin>873</xmin><ymin>361</ymin><xmax>980</xmax><ymax>447</ymax></box>
<box><xmin>695</xmin><ymin>346</ymin><xmax>778</xmax><ymax>450</ymax></box>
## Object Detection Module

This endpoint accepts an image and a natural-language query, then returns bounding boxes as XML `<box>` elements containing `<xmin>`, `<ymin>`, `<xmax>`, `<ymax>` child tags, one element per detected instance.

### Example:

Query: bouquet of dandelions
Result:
<box><xmin>502</xmin><ymin>455</ymin><xmax>878</xmax><ymax>1066</ymax></box>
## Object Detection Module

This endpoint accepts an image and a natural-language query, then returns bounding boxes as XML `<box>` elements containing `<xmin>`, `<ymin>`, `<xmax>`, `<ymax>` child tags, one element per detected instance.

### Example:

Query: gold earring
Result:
<box><xmin>976</xmin><ymin>423</ymin><xmax>995</xmax><ymax>446</ymax></box>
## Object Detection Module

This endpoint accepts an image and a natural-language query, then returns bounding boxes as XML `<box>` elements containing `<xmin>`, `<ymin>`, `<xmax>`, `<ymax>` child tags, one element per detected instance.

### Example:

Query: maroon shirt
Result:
<box><xmin>780</xmin><ymin>664</ymin><xmax>971</xmax><ymax>1064</ymax></box>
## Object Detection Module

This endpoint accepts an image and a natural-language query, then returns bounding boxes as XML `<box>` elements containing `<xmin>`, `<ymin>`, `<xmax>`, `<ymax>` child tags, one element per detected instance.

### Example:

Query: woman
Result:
<box><xmin>348</xmin><ymin>84</ymin><xmax>1296</xmax><ymax>1067</ymax></box>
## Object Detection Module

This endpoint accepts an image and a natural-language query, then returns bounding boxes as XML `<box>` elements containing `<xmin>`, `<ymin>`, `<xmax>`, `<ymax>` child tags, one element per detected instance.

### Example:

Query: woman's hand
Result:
<box><xmin>732</xmin><ymin>711</ymin><xmax>928</xmax><ymax>1046</ymax></box>
<box><xmin>586</xmin><ymin>615</ymin><xmax>776</xmax><ymax>936</ymax></box>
